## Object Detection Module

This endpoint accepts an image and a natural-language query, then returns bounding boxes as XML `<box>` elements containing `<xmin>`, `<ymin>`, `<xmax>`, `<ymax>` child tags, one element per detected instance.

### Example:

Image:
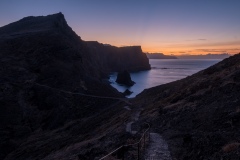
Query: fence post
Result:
<box><xmin>138</xmin><ymin>143</ymin><xmax>140</xmax><ymax>160</ymax></box>
<box><xmin>149</xmin><ymin>130</ymin><xmax>150</xmax><ymax>143</ymax></box>
<box><xmin>122</xmin><ymin>146</ymin><xmax>124</xmax><ymax>160</ymax></box>
<box><xmin>144</xmin><ymin>133</ymin><xmax>145</xmax><ymax>151</ymax></box>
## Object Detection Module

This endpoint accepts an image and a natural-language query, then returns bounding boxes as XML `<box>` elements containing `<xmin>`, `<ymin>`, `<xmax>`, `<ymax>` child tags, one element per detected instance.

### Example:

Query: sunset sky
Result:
<box><xmin>0</xmin><ymin>0</ymin><xmax>240</xmax><ymax>55</ymax></box>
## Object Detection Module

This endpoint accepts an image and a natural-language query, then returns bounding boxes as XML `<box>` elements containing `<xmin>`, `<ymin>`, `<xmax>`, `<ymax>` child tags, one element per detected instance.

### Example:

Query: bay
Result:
<box><xmin>109</xmin><ymin>59</ymin><xmax>222</xmax><ymax>98</ymax></box>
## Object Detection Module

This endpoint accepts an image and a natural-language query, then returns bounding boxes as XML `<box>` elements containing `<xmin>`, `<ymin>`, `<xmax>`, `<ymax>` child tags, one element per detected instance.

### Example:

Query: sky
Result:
<box><xmin>0</xmin><ymin>0</ymin><xmax>240</xmax><ymax>55</ymax></box>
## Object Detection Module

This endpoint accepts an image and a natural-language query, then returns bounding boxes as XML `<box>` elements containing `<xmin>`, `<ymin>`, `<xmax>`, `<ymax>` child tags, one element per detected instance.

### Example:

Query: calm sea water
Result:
<box><xmin>109</xmin><ymin>59</ymin><xmax>221</xmax><ymax>98</ymax></box>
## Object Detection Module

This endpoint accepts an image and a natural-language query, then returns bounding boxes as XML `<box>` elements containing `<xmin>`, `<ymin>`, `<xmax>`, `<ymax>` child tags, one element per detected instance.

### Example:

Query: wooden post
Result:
<box><xmin>138</xmin><ymin>143</ymin><xmax>140</xmax><ymax>160</ymax></box>
<box><xmin>122</xmin><ymin>146</ymin><xmax>124</xmax><ymax>160</ymax></box>
<box><xmin>144</xmin><ymin>133</ymin><xmax>145</xmax><ymax>151</ymax></box>
<box><xmin>149</xmin><ymin>130</ymin><xmax>150</xmax><ymax>143</ymax></box>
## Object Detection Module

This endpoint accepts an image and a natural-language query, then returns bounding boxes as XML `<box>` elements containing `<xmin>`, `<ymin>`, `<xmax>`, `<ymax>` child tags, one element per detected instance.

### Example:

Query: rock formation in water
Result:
<box><xmin>116</xmin><ymin>70</ymin><xmax>135</xmax><ymax>86</ymax></box>
<box><xmin>85</xmin><ymin>41</ymin><xmax>151</xmax><ymax>72</ymax></box>
<box><xmin>123</xmin><ymin>89</ymin><xmax>133</xmax><ymax>96</ymax></box>
<box><xmin>135</xmin><ymin>53</ymin><xmax>240</xmax><ymax>159</ymax></box>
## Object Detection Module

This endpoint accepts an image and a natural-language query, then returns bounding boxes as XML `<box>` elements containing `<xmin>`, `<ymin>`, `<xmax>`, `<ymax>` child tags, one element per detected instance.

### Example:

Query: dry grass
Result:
<box><xmin>222</xmin><ymin>142</ymin><xmax>240</xmax><ymax>153</ymax></box>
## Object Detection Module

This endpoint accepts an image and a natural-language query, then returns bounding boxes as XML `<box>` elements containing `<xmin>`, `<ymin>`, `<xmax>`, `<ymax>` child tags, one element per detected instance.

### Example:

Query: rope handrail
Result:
<box><xmin>33</xmin><ymin>82</ymin><xmax>131</xmax><ymax>104</ymax></box>
<box><xmin>99</xmin><ymin>122</ymin><xmax>150</xmax><ymax>160</ymax></box>
<box><xmin>11</xmin><ymin>81</ymin><xmax>150</xmax><ymax>158</ymax></box>
<box><xmin>125</xmin><ymin>122</ymin><xmax>150</xmax><ymax>147</ymax></box>
<box><xmin>4</xmin><ymin>81</ymin><xmax>132</xmax><ymax>104</ymax></box>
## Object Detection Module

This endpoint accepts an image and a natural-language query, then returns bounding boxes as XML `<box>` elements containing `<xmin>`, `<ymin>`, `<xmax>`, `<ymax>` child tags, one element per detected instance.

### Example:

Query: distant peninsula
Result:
<box><xmin>146</xmin><ymin>53</ymin><xmax>231</xmax><ymax>60</ymax></box>
<box><xmin>176</xmin><ymin>53</ymin><xmax>231</xmax><ymax>59</ymax></box>
<box><xmin>146</xmin><ymin>53</ymin><xmax>177</xmax><ymax>59</ymax></box>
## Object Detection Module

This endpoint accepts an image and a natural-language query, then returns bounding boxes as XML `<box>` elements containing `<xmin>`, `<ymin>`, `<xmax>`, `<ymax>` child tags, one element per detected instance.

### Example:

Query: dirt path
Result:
<box><xmin>125</xmin><ymin>107</ymin><xmax>142</xmax><ymax>134</ymax></box>
<box><xmin>124</xmin><ymin>104</ymin><xmax>172</xmax><ymax>160</ymax></box>
<box><xmin>145</xmin><ymin>133</ymin><xmax>172</xmax><ymax>160</ymax></box>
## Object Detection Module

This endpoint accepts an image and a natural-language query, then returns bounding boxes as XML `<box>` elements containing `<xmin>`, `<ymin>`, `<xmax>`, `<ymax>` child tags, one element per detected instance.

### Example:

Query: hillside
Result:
<box><xmin>134</xmin><ymin>53</ymin><xmax>240</xmax><ymax>159</ymax></box>
<box><xmin>0</xmin><ymin>13</ymin><xmax>146</xmax><ymax>159</ymax></box>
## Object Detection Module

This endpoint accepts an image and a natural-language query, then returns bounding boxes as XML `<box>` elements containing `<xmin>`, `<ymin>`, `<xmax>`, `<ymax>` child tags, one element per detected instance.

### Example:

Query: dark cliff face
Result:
<box><xmin>0</xmin><ymin>13</ymin><xmax>123</xmax><ymax>159</ymax></box>
<box><xmin>85</xmin><ymin>41</ymin><xmax>151</xmax><ymax>72</ymax></box>
<box><xmin>135</xmin><ymin>53</ymin><xmax>240</xmax><ymax>159</ymax></box>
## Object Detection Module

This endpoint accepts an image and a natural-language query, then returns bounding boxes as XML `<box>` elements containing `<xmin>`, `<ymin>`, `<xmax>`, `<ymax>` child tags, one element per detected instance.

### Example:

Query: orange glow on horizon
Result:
<box><xmin>106</xmin><ymin>41</ymin><xmax>240</xmax><ymax>55</ymax></box>
<box><xmin>79</xmin><ymin>31</ymin><xmax>240</xmax><ymax>56</ymax></box>
<box><xmin>141</xmin><ymin>46</ymin><xmax>240</xmax><ymax>55</ymax></box>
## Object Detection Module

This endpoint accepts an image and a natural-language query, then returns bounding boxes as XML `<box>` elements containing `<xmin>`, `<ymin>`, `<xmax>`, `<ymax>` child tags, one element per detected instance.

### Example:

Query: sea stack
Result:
<box><xmin>116</xmin><ymin>70</ymin><xmax>135</xmax><ymax>86</ymax></box>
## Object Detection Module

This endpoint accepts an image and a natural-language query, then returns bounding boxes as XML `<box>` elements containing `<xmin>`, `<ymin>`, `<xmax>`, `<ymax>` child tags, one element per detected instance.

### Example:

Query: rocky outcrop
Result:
<box><xmin>123</xmin><ymin>89</ymin><xmax>133</xmax><ymax>96</ymax></box>
<box><xmin>85</xmin><ymin>41</ymin><xmax>151</xmax><ymax>72</ymax></box>
<box><xmin>135</xmin><ymin>53</ymin><xmax>240</xmax><ymax>159</ymax></box>
<box><xmin>116</xmin><ymin>70</ymin><xmax>135</xmax><ymax>86</ymax></box>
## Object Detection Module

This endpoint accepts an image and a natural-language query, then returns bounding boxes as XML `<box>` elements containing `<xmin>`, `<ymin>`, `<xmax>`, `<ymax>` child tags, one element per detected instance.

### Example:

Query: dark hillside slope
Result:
<box><xmin>0</xmin><ymin>13</ymin><xmax>124</xmax><ymax>159</ymax></box>
<box><xmin>135</xmin><ymin>53</ymin><xmax>240</xmax><ymax>159</ymax></box>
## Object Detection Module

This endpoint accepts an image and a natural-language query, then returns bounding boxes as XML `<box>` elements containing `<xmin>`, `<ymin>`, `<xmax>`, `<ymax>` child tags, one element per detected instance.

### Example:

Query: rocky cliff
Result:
<box><xmin>85</xmin><ymin>41</ymin><xmax>151</xmax><ymax>72</ymax></box>
<box><xmin>135</xmin><ymin>53</ymin><xmax>240</xmax><ymax>159</ymax></box>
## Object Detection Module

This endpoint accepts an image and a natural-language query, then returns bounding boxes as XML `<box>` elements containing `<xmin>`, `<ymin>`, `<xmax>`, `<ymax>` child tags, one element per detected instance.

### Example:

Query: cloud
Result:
<box><xmin>185</xmin><ymin>39</ymin><xmax>207</xmax><ymax>41</ymax></box>
<box><xmin>226</xmin><ymin>48</ymin><xmax>240</xmax><ymax>51</ymax></box>
<box><xmin>191</xmin><ymin>40</ymin><xmax>240</xmax><ymax>47</ymax></box>
<box><xmin>195</xmin><ymin>49</ymin><xmax>227</xmax><ymax>53</ymax></box>
<box><xmin>194</xmin><ymin>48</ymin><xmax>240</xmax><ymax>53</ymax></box>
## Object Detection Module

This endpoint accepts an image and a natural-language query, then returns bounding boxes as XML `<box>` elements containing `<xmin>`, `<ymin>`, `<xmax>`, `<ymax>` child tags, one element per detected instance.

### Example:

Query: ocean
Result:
<box><xmin>109</xmin><ymin>59</ymin><xmax>222</xmax><ymax>98</ymax></box>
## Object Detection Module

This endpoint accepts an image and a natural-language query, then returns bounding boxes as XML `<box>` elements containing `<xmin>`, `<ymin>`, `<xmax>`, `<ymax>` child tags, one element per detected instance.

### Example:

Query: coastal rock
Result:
<box><xmin>123</xmin><ymin>89</ymin><xmax>133</xmax><ymax>96</ymax></box>
<box><xmin>116</xmin><ymin>70</ymin><xmax>135</xmax><ymax>86</ymax></box>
